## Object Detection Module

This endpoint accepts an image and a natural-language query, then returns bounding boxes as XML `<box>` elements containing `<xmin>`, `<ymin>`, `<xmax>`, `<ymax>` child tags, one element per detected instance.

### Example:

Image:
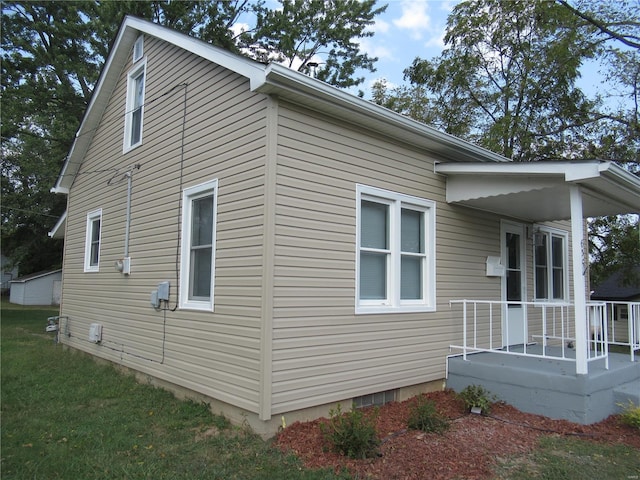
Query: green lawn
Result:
<box><xmin>0</xmin><ymin>300</ymin><xmax>348</xmax><ymax>480</ymax></box>
<box><xmin>1</xmin><ymin>300</ymin><xmax>638</xmax><ymax>480</ymax></box>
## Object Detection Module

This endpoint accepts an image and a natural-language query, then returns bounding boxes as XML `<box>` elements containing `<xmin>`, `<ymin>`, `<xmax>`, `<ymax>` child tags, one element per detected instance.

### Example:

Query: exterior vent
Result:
<box><xmin>88</xmin><ymin>323</ymin><xmax>102</xmax><ymax>343</ymax></box>
<box><xmin>353</xmin><ymin>389</ymin><xmax>397</xmax><ymax>409</ymax></box>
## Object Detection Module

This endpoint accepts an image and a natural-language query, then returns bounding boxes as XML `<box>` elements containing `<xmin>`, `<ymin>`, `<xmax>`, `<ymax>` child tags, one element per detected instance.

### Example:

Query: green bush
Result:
<box><xmin>457</xmin><ymin>385</ymin><xmax>496</xmax><ymax>414</ymax></box>
<box><xmin>407</xmin><ymin>396</ymin><xmax>450</xmax><ymax>434</ymax></box>
<box><xmin>320</xmin><ymin>404</ymin><xmax>380</xmax><ymax>459</ymax></box>
<box><xmin>619</xmin><ymin>401</ymin><xmax>640</xmax><ymax>429</ymax></box>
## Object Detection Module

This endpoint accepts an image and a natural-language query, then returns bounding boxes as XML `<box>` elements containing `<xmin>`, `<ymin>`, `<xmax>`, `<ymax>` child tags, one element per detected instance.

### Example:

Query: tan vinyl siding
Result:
<box><xmin>269</xmin><ymin>102</ymin><xmax>504</xmax><ymax>414</ymax></box>
<box><xmin>60</xmin><ymin>37</ymin><xmax>268</xmax><ymax>414</ymax></box>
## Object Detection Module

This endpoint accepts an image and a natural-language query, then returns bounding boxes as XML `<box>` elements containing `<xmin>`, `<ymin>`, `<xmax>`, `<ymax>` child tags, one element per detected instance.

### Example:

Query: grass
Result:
<box><xmin>2</xmin><ymin>300</ymin><xmax>638</xmax><ymax>480</ymax></box>
<box><xmin>495</xmin><ymin>435</ymin><xmax>640</xmax><ymax>479</ymax></box>
<box><xmin>0</xmin><ymin>300</ymin><xmax>348</xmax><ymax>480</ymax></box>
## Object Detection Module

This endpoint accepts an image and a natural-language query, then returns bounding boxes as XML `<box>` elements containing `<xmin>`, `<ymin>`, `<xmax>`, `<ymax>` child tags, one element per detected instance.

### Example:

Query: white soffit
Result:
<box><xmin>434</xmin><ymin>161</ymin><xmax>640</xmax><ymax>222</ymax></box>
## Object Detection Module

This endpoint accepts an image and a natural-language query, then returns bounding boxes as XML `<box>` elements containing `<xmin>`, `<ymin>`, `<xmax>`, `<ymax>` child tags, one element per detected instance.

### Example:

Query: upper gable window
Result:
<box><xmin>356</xmin><ymin>185</ymin><xmax>436</xmax><ymax>314</ymax></box>
<box><xmin>534</xmin><ymin>226</ymin><xmax>568</xmax><ymax>301</ymax></box>
<box><xmin>133</xmin><ymin>36</ymin><xmax>144</xmax><ymax>63</ymax></box>
<box><xmin>84</xmin><ymin>209</ymin><xmax>102</xmax><ymax>272</ymax></box>
<box><xmin>124</xmin><ymin>59</ymin><xmax>146</xmax><ymax>152</ymax></box>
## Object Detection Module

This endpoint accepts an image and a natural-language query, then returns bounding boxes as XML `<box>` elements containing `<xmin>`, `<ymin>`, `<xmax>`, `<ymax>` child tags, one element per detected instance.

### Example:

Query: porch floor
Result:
<box><xmin>446</xmin><ymin>345</ymin><xmax>640</xmax><ymax>424</ymax></box>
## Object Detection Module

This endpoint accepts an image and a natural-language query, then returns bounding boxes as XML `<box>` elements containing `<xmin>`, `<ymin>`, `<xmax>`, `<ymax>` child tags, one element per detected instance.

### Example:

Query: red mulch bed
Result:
<box><xmin>274</xmin><ymin>390</ymin><xmax>639</xmax><ymax>479</ymax></box>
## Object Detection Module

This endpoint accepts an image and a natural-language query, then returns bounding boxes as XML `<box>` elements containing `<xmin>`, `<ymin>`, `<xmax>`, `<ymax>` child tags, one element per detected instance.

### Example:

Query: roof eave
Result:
<box><xmin>256</xmin><ymin>63</ymin><xmax>509</xmax><ymax>163</ymax></box>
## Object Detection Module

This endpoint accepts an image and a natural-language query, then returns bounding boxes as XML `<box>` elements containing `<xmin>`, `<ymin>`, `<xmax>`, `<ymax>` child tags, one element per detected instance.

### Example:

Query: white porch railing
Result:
<box><xmin>449</xmin><ymin>300</ymin><xmax>617</xmax><ymax>371</ymax></box>
<box><xmin>601</xmin><ymin>301</ymin><xmax>640</xmax><ymax>362</ymax></box>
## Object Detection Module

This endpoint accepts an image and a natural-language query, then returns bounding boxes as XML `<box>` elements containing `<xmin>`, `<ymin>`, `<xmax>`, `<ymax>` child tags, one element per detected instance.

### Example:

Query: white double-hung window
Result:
<box><xmin>84</xmin><ymin>208</ymin><xmax>102</xmax><ymax>272</ymax></box>
<box><xmin>179</xmin><ymin>179</ymin><xmax>218</xmax><ymax>311</ymax></box>
<box><xmin>533</xmin><ymin>226</ymin><xmax>568</xmax><ymax>301</ymax></box>
<box><xmin>356</xmin><ymin>185</ymin><xmax>435</xmax><ymax>314</ymax></box>
<box><xmin>124</xmin><ymin>58</ymin><xmax>146</xmax><ymax>151</ymax></box>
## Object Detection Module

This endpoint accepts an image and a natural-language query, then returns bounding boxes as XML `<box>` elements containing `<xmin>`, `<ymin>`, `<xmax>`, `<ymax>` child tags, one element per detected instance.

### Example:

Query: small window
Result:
<box><xmin>84</xmin><ymin>209</ymin><xmax>102</xmax><ymax>272</ymax></box>
<box><xmin>179</xmin><ymin>179</ymin><xmax>218</xmax><ymax>311</ymax></box>
<box><xmin>534</xmin><ymin>227</ymin><xmax>568</xmax><ymax>301</ymax></box>
<box><xmin>133</xmin><ymin>36</ymin><xmax>144</xmax><ymax>63</ymax></box>
<box><xmin>356</xmin><ymin>185</ymin><xmax>436</xmax><ymax>314</ymax></box>
<box><xmin>124</xmin><ymin>60</ymin><xmax>146</xmax><ymax>151</ymax></box>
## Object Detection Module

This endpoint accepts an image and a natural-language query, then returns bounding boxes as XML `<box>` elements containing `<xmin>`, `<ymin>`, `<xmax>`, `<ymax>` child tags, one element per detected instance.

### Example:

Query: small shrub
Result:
<box><xmin>320</xmin><ymin>404</ymin><xmax>380</xmax><ymax>459</ymax></box>
<box><xmin>407</xmin><ymin>396</ymin><xmax>450</xmax><ymax>434</ymax></box>
<box><xmin>457</xmin><ymin>385</ymin><xmax>496</xmax><ymax>414</ymax></box>
<box><xmin>619</xmin><ymin>400</ymin><xmax>640</xmax><ymax>429</ymax></box>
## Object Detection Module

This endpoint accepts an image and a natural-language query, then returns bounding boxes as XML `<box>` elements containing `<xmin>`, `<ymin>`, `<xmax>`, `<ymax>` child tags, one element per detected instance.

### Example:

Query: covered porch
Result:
<box><xmin>435</xmin><ymin>160</ymin><xmax>640</xmax><ymax>423</ymax></box>
<box><xmin>445</xmin><ymin>299</ymin><xmax>639</xmax><ymax>424</ymax></box>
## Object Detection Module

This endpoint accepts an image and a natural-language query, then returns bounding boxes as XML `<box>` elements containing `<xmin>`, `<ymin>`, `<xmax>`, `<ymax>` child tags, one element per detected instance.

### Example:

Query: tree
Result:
<box><xmin>589</xmin><ymin>216</ymin><xmax>640</xmax><ymax>287</ymax></box>
<box><xmin>381</xmin><ymin>0</ymin><xmax>600</xmax><ymax>162</ymax></box>
<box><xmin>1</xmin><ymin>1</ymin><xmax>100</xmax><ymax>275</ymax></box>
<box><xmin>251</xmin><ymin>0</ymin><xmax>386</xmax><ymax>88</ymax></box>
<box><xmin>1</xmin><ymin>0</ymin><xmax>386</xmax><ymax>275</ymax></box>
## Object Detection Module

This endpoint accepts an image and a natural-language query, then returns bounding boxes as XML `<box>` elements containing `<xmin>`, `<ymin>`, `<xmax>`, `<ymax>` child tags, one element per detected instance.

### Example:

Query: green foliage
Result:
<box><xmin>619</xmin><ymin>401</ymin><xmax>640</xmax><ymax>430</ymax></box>
<box><xmin>457</xmin><ymin>385</ymin><xmax>496</xmax><ymax>414</ymax></box>
<box><xmin>251</xmin><ymin>0</ymin><xmax>386</xmax><ymax>89</ymax></box>
<box><xmin>400</xmin><ymin>0</ymin><xmax>599</xmax><ymax>162</ymax></box>
<box><xmin>0</xmin><ymin>0</ymin><xmax>386</xmax><ymax>275</ymax></box>
<box><xmin>406</xmin><ymin>396</ymin><xmax>450</xmax><ymax>434</ymax></box>
<box><xmin>589</xmin><ymin>216</ymin><xmax>639</xmax><ymax>288</ymax></box>
<box><xmin>320</xmin><ymin>403</ymin><xmax>380</xmax><ymax>459</ymax></box>
<box><xmin>0</xmin><ymin>303</ymin><xmax>348</xmax><ymax>479</ymax></box>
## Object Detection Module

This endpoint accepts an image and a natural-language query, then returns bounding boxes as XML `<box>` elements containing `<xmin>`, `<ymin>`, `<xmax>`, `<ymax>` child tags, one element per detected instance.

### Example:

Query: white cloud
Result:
<box><xmin>373</xmin><ymin>18</ymin><xmax>391</xmax><ymax>35</ymax></box>
<box><xmin>230</xmin><ymin>22</ymin><xmax>250</xmax><ymax>38</ymax></box>
<box><xmin>393</xmin><ymin>0</ymin><xmax>432</xmax><ymax>40</ymax></box>
<box><xmin>358</xmin><ymin>37</ymin><xmax>394</xmax><ymax>61</ymax></box>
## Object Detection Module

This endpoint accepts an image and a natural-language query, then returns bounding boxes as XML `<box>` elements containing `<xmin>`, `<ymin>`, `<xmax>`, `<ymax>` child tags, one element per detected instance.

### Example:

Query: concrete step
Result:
<box><xmin>613</xmin><ymin>380</ymin><xmax>640</xmax><ymax>413</ymax></box>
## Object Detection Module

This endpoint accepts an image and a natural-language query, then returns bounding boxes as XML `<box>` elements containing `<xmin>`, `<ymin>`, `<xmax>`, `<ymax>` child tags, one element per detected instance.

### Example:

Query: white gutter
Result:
<box><xmin>256</xmin><ymin>63</ymin><xmax>510</xmax><ymax>164</ymax></box>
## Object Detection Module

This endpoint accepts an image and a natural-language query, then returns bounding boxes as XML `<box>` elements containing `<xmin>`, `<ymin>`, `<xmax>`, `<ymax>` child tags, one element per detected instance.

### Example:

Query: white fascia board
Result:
<box><xmin>53</xmin><ymin>18</ymin><xmax>139</xmax><ymax>193</ymax></box>
<box><xmin>48</xmin><ymin>210</ymin><xmax>67</xmax><ymax>239</ymax></box>
<box><xmin>125</xmin><ymin>17</ymin><xmax>266</xmax><ymax>88</ymax></box>
<box><xmin>257</xmin><ymin>63</ymin><xmax>509</xmax><ymax>164</ymax></box>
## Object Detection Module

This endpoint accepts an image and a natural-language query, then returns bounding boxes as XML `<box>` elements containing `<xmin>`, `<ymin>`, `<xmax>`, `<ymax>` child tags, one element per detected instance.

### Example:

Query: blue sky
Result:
<box><xmin>246</xmin><ymin>0</ymin><xmax>614</xmax><ymax>103</ymax></box>
<box><xmin>358</xmin><ymin>0</ymin><xmax>457</xmax><ymax>93</ymax></box>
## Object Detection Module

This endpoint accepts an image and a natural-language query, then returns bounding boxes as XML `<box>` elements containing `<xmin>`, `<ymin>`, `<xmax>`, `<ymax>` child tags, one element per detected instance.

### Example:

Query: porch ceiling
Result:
<box><xmin>434</xmin><ymin>160</ymin><xmax>640</xmax><ymax>222</ymax></box>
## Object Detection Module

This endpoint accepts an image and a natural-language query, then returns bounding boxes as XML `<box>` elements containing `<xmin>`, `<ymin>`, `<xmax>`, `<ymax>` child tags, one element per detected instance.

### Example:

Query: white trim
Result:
<box><xmin>570</xmin><ymin>186</ymin><xmax>588</xmax><ymax>375</ymax></box>
<box><xmin>533</xmin><ymin>225</ymin><xmax>570</xmax><ymax>302</ymax></box>
<box><xmin>355</xmin><ymin>184</ymin><xmax>436</xmax><ymax>314</ymax></box>
<box><xmin>123</xmin><ymin>58</ymin><xmax>146</xmax><ymax>153</ymax></box>
<box><xmin>84</xmin><ymin>208</ymin><xmax>102</xmax><ymax>272</ymax></box>
<box><xmin>48</xmin><ymin>210</ymin><xmax>67</xmax><ymax>238</ymax></box>
<box><xmin>133</xmin><ymin>35</ymin><xmax>144</xmax><ymax>62</ymax></box>
<box><xmin>179</xmin><ymin>179</ymin><xmax>218</xmax><ymax>311</ymax></box>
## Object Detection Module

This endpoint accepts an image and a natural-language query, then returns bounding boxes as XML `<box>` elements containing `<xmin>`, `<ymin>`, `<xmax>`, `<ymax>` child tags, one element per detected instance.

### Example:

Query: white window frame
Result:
<box><xmin>84</xmin><ymin>208</ymin><xmax>102</xmax><ymax>273</ymax></box>
<box><xmin>179</xmin><ymin>179</ymin><xmax>218</xmax><ymax>311</ymax></box>
<box><xmin>133</xmin><ymin>35</ymin><xmax>144</xmax><ymax>63</ymax></box>
<box><xmin>355</xmin><ymin>184</ymin><xmax>436</xmax><ymax>314</ymax></box>
<box><xmin>533</xmin><ymin>225</ymin><xmax>569</xmax><ymax>302</ymax></box>
<box><xmin>123</xmin><ymin>58</ymin><xmax>146</xmax><ymax>152</ymax></box>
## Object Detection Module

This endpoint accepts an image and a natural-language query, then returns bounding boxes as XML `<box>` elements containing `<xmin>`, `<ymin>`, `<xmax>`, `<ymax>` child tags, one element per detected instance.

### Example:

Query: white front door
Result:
<box><xmin>501</xmin><ymin>221</ymin><xmax>526</xmax><ymax>346</ymax></box>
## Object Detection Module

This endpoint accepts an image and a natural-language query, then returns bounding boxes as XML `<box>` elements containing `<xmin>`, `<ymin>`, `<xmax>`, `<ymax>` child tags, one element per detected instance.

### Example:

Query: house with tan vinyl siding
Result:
<box><xmin>50</xmin><ymin>16</ymin><xmax>640</xmax><ymax>435</ymax></box>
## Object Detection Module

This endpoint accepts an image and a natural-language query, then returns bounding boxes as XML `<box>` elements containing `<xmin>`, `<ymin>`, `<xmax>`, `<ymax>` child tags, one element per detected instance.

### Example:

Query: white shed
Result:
<box><xmin>10</xmin><ymin>270</ymin><xmax>62</xmax><ymax>306</ymax></box>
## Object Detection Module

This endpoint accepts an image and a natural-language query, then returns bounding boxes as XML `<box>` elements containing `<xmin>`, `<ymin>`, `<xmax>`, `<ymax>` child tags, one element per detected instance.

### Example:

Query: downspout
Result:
<box><xmin>570</xmin><ymin>185</ymin><xmax>588</xmax><ymax>375</ymax></box>
<box><xmin>112</xmin><ymin>164</ymin><xmax>139</xmax><ymax>275</ymax></box>
<box><xmin>124</xmin><ymin>170</ymin><xmax>132</xmax><ymax>259</ymax></box>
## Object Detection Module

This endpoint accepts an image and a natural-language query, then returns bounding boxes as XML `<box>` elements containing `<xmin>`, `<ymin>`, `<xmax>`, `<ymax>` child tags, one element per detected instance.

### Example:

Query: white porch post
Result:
<box><xmin>570</xmin><ymin>185</ymin><xmax>588</xmax><ymax>375</ymax></box>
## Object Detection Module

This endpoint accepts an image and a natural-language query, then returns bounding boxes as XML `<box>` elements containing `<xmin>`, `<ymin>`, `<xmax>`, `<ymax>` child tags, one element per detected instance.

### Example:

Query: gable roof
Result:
<box><xmin>51</xmin><ymin>16</ymin><xmax>640</xmax><ymax>225</ymax></box>
<box><xmin>51</xmin><ymin>15</ymin><xmax>507</xmax><ymax>194</ymax></box>
<box><xmin>10</xmin><ymin>269</ymin><xmax>62</xmax><ymax>283</ymax></box>
<box><xmin>591</xmin><ymin>266</ymin><xmax>640</xmax><ymax>300</ymax></box>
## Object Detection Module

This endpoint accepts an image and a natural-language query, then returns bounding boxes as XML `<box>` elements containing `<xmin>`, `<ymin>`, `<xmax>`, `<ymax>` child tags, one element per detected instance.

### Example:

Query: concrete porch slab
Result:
<box><xmin>446</xmin><ymin>347</ymin><xmax>640</xmax><ymax>424</ymax></box>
